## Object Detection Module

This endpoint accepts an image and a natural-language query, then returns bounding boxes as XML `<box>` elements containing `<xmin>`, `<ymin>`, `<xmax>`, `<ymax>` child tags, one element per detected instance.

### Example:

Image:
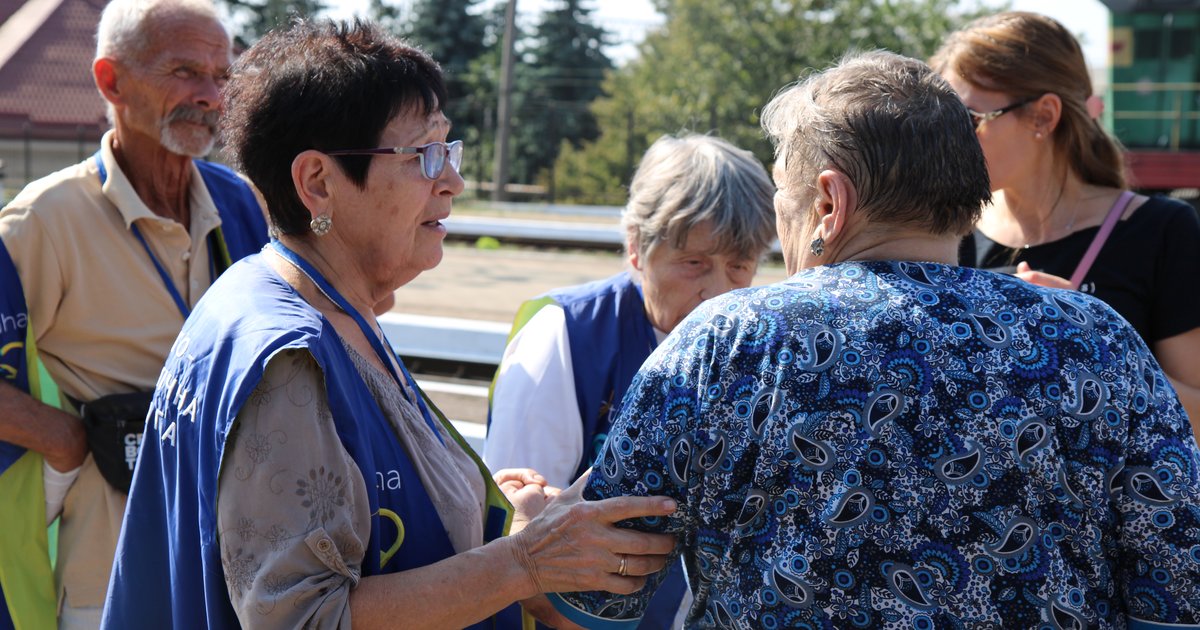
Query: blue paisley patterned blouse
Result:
<box><xmin>551</xmin><ymin>261</ymin><xmax>1200</xmax><ymax>630</ymax></box>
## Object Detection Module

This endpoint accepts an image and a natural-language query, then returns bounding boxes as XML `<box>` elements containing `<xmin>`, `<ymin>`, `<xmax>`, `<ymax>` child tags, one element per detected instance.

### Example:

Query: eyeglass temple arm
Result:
<box><xmin>325</xmin><ymin>147</ymin><xmax>411</xmax><ymax>156</ymax></box>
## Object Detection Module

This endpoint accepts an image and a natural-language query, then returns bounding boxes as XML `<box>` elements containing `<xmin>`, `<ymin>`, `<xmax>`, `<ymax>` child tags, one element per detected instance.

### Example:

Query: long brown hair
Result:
<box><xmin>930</xmin><ymin>11</ymin><xmax>1126</xmax><ymax>189</ymax></box>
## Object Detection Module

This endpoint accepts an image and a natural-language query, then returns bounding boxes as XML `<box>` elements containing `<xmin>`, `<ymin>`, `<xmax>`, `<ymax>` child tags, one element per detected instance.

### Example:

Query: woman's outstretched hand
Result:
<box><xmin>1016</xmin><ymin>261</ymin><xmax>1074</xmax><ymax>289</ymax></box>
<box><xmin>493</xmin><ymin>468</ymin><xmax>548</xmax><ymax>492</ymax></box>
<box><xmin>505</xmin><ymin>472</ymin><xmax>677</xmax><ymax>598</ymax></box>
<box><xmin>496</xmin><ymin>468</ymin><xmax>559</xmax><ymax>532</ymax></box>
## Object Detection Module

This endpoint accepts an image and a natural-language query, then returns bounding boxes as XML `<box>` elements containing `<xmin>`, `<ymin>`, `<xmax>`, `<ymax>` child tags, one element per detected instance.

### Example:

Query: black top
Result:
<box><xmin>959</xmin><ymin>195</ymin><xmax>1200</xmax><ymax>344</ymax></box>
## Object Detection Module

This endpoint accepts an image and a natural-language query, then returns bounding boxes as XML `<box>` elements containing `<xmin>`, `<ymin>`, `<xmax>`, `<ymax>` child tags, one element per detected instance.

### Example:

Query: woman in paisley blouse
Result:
<box><xmin>103</xmin><ymin>20</ymin><xmax>676</xmax><ymax>629</ymax></box>
<box><xmin>546</xmin><ymin>51</ymin><xmax>1200</xmax><ymax>629</ymax></box>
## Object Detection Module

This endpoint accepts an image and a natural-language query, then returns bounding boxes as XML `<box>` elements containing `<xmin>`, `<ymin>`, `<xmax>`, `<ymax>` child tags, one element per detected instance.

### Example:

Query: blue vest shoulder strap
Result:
<box><xmin>193</xmin><ymin>160</ymin><xmax>268</xmax><ymax>261</ymax></box>
<box><xmin>549</xmin><ymin>272</ymin><xmax>657</xmax><ymax>480</ymax></box>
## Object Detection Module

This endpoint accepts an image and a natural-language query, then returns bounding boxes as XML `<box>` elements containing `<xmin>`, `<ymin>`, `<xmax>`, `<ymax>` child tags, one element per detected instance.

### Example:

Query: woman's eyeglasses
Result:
<box><xmin>326</xmin><ymin>140</ymin><xmax>464</xmax><ymax>180</ymax></box>
<box><xmin>967</xmin><ymin>96</ymin><xmax>1038</xmax><ymax>130</ymax></box>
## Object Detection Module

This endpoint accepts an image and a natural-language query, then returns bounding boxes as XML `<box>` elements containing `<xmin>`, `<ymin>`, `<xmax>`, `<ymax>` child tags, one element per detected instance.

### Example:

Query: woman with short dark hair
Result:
<box><xmin>103</xmin><ymin>20</ymin><xmax>676</xmax><ymax>629</ymax></box>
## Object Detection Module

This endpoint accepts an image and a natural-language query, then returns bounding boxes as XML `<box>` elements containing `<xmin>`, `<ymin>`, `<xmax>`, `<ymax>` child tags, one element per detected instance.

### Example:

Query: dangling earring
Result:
<box><xmin>310</xmin><ymin>213</ymin><xmax>332</xmax><ymax>236</ymax></box>
<box><xmin>810</xmin><ymin>236</ymin><xmax>825</xmax><ymax>257</ymax></box>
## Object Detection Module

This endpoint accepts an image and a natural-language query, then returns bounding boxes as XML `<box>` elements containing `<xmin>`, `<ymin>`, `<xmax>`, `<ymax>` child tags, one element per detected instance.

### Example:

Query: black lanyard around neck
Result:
<box><xmin>267</xmin><ymin>240</ymin><xmax>443</xmax><ymax>443</ymax></box>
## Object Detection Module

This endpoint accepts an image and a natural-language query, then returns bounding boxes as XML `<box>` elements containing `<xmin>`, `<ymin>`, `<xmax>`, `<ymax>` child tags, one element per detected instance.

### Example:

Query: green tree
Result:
<box><xmin>220</xmin><ymin>0</ymin><xmax>325</xmax><ymax>45</ymax></box>
<box><xmin>401</xmin><ymin>0</ymin><xmax>489</xmax><ymax>164</ymax></box>
<box><xmin>514</xmin><ymin>0</ymin><xmax>612</xmax><ymax>190</ymax></box>
<box><xmin>366</xmin><ymin>0</ymin><xmax>405</xmax><ymax>32</ymax></box>
<box><xmin>554</xmin><ymin>0</ymin><xmax>1004</xmax><ymax>204</ymax></box>
<box><xmin>450</xmin><ymin>3</ymin><xmax>536</xmax><ymax>195</ymax></box>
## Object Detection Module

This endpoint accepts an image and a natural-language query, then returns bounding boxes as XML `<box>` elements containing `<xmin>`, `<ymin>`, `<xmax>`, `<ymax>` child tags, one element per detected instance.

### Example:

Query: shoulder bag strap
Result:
<box><xmin>1069</xmin><ymin>190</ymin><xmax>1137</xmax><ymax>290</ymax></box>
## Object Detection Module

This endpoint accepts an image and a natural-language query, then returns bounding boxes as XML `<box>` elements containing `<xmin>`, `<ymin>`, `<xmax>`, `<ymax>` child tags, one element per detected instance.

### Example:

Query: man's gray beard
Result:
<box><xmin>159</xmin><ymin>122</ymin><xmax>215</xmax><ymax>158</ymax></box>
<box><xmin>158</xmin><ymin>106</ymin><xmax>220</xmax><ymax>158</ymax></box>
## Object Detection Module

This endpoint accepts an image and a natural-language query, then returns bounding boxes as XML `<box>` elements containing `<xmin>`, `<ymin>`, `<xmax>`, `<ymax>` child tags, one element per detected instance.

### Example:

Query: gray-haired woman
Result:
<box><xmin>546</xmin><ymin>51</ymin><xmax>1200</xmax><ymax>629</ymax></box>
<box><xmin>484</xmin><ymin>133</ymin><xmax>775</xmax><ymax>628</ymax></box>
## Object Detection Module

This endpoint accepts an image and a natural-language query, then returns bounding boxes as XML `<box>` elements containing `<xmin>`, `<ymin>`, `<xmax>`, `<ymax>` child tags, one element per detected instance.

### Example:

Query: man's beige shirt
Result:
<box><xmin>0</xmin><ymin>130</ymin><xmax>227</xmax><ymax>609</ymax></box>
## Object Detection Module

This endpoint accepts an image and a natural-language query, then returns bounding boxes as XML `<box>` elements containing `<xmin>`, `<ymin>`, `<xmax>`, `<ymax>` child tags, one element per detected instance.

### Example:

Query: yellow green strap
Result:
<box><xmin>485</xmin><ymin>296</ymin><xmax>559</xmax><ymax>628</ymax></box>
<box><xmin>418</xmin><ymin>389</ymin><xmax>548</xmax><ymax>628</ymax></box>
<box><xmin>421</xmin><ymin>389</ymin><xmax>515</xmax><ymax>535</ymax></box>
<box><xmin>487</xmin><ymin>296</ymin><xmax>557</xmax><ymax>404</ymax></box>
<box><xmin>0</xmin><ymin>327</ymin><xmax>63</xmax><ymax>628</ymax></box>
<box><xmin>209</xmin><ymin>226</ymin><xmax>234</xmax><ymax>272</ymax></box>
<box><xmin>0</xmin><ymin>451</ymin><xmax>56</xmax><ymax>630</ymax></box>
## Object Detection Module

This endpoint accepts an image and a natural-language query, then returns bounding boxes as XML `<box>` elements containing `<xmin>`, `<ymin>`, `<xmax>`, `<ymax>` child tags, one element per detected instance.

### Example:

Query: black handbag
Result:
<box><xmin>73</xmin><ymin>392</ymin><xmax>152</xmax><ymax>494</ymax></box>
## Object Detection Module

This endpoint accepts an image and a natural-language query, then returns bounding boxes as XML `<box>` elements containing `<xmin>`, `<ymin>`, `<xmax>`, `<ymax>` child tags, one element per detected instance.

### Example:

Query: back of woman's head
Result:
<box><xmin>623</xmin><ymin>134</ymin><xmax>776</xmax><ymax>260</ymax></box>
<box><xmin>930</xmin><ymin>11</ymin><xmax>1125</xmax><ymax>189</ymax></box>
<box><xmin>762</xmin><ymin>51</ymin><xmax>990</xmax><ymax>236</ymax></box>
<box><xmin>223</xmin><ymin>19</ymin><xmax>447</xmax><ymax>235</ymax></box>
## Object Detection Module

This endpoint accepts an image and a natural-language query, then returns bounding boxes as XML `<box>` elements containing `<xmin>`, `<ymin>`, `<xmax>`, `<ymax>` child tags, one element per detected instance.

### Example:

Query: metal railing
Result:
<box><xmin>379</xmin><ymin>312</ymin><xmax>509</xmax><ymax>366</ymax></box>
<box><xmin>380</xmin><ymin>313</ymin><xmax>506</xmax><ymax>449</ymax></box>
<box><xmin>442</xmin><ymin>214</ymin><xmax>784</xmax><ymax>254</ymax></box>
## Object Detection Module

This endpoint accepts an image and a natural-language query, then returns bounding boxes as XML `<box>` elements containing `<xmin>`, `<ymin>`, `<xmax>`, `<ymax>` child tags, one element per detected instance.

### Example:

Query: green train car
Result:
<box><xmin>1101</xmin><ymin>0</ymin><xmax>1200</xmax><ymax>192</ymax></box>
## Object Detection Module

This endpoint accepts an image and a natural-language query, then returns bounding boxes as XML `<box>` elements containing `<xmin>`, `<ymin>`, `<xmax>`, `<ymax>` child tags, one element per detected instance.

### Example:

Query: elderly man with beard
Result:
<box><xmin>0</xmin><ymin>0</ymin><xmax>267</xmax><ymax>628</ymax></box>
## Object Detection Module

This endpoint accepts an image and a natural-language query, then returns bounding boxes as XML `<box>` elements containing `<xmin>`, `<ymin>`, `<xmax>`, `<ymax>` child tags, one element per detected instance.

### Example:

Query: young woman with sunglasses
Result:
<box><xmin>932</xmin><ymin>11</ymin><xmax>1200</xmax><ymax>433</ymax></box>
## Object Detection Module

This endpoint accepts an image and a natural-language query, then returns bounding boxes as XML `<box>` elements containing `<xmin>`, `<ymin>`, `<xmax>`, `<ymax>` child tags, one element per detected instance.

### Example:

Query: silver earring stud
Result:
<box><xmin>810</xmin><ymin>236</ymin><xmax>825</xmax><ymax>257</ymax></box>
<box><xmin>310</xmin><ymin>213</ymin><xmax>332</xmax><ymax>236</ymax></box>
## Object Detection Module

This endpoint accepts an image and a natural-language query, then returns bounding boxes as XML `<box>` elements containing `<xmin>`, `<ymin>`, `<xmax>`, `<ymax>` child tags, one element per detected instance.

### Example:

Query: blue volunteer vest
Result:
<box><xmin>557</xmin><ymin>272</ymin><xmax>657</xmax><ymax>480</ymax></box>
<box><xmin>0</xmin><ymin>153</ymin><xmax>267</xmax><ymax>630</ymax></box>
<box><xmin>0</xmin><ymin>241</ymin><xmax>56</xmax><ymax>630</ymax></box>
<box><xmin>103</xmin><ymin>254</ymin><xmax>518</xmax><ymax>629</ymax></box>
<box><xmin>491</xmin><ymin>272</ymin><xmax>658</xmax><ymax>481</ymax></box>
<box><xmin>489</xmin><ymin>271</ymin><xmax>685</xmax><ymax>630</ymax></box>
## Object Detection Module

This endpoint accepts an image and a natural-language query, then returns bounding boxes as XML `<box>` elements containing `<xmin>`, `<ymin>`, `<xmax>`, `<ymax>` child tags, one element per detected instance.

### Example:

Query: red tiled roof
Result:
<box><xmin>0</xmin><ymin>0</ymin><xmax>107</xmax><ymax>139</ymax></box>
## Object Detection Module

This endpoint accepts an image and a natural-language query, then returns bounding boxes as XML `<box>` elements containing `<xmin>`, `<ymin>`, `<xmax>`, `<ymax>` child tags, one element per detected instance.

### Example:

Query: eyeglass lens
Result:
<box><xmin>422</xmin><ymin>142</ymin><xmax>463</xmax><ymax>179</ymax></box>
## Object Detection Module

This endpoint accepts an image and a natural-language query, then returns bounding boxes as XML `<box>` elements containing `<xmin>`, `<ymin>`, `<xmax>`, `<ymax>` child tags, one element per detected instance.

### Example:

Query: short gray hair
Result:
<box><xmin>761</xmin><ymin>51</ymin><xmax>989</xmax><ymax>236</ymax></box>
<box><xmin>96</xmin><ymin>0</ymin><xmax>225</xmax><ymax>63</ymax></box>
<box><xmin>622</xmin><ymin>134</ymin><xmax>776</xmax><ymax>259</ymax></box>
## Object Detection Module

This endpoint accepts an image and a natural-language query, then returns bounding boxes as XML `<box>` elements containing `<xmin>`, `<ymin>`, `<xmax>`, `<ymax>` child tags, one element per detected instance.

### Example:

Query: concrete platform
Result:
<box><xmin>391</xmin><ymin>243</ymin><xmax>625</xmax><ymax>323</ymax></box>
<box><xmin>392</xmin><ymin>242</ymin><xmax>789</xmax><ymax>324</ymax></box>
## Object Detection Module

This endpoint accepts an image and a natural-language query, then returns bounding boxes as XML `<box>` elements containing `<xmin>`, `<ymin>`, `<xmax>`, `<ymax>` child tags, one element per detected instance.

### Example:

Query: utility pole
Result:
<box><xmin>491</xmin><ymin>0</ymin><xmax>517</xmax><ymax>202</ymax></box>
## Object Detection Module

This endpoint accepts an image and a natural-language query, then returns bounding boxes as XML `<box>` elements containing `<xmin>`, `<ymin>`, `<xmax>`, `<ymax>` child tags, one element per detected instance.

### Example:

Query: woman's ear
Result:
<box><xmin>1031</xmin><ymin>92</ymin><xmax>1062</xmax><ymax>137</ymax></box>
<box><xmin>813</xmin><ymin>169</ymin><xmax>858</xmax><ymax>243</ymax></box>
<box><xmin>291</xmin><ymin>150</ymin><xmax>336</xmax><ymax>220</ymax></box>
<box><xmin>626</xmin><ymin>230</ymin><xmax>643</xmax><ymax>271</ymax></box>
